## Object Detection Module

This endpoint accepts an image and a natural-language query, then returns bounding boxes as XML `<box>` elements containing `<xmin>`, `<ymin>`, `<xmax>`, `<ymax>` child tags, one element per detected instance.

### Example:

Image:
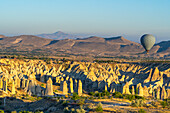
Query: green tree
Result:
<box><xmin>76</xmin><ymin>106</ymin><xmax>86</xmax><ymax>113</ymax></box>
<box><xmin>77</xmin><ymin>98</ymin><xmax>85</xmax><ymax>106</ymax></box>
<box><xmin>138</xmin><ymin>109</ymin><xmax>146</xmax><ymax>113</ymax></box>
<box><xmin>71</xmin><ymin>92</ymin><xmax>80</xmax><ymax>100</ymax></box>
<box><xmin>89</xmin><ymin>92</ymin><xmax>95</xmax><ymax>96</ymax></box>
<box><xmin>101</xmin><ymin>90</ymin><xmax>110</xmax><ymax>96</ymax></box>
<box><xmin>131</xmin><ymin>99</ymin><xmax>146</xmax><ymax>107</ymax></box>
<box><xmin>113</xmin><ymin>91</ymin><xmax>123</xmax><ymax>98</ymax></box>
<box><xmin>160</xmin><ymin>101</ymin><xmax>167</xmax><ymax>108</ymax></box>
<box><xmin>95</xmin><ymin>102</ymin><xmax>103</xmax><ymax>112</ymax></box>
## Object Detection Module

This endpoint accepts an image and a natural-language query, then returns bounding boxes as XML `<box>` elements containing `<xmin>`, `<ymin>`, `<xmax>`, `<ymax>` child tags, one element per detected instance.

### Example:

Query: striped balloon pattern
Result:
<box><xmin>140</xmin><ymin>34</ymin><xmax>155</xmax><ymax>52</ymax></box>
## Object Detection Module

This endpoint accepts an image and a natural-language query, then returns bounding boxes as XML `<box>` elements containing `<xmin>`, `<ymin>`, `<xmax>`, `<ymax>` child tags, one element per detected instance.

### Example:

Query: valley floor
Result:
<box><xmin>0</xmin><ymin>97</ymin><xmax>170</xmax><ymax>113</ymax></box>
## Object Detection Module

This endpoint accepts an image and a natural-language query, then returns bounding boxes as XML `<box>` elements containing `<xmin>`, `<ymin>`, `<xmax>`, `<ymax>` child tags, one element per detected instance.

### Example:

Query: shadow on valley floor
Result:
<box><xmin>0</xmin><ymin>97</ymin><xmax>65</xmax><ymax>112</ymax></box>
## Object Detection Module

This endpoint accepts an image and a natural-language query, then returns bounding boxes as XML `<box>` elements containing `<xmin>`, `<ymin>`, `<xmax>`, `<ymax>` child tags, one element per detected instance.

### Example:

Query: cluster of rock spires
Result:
<box><xmin>0</xmin><ymin>59</ymin><xmax>53</xmax><ymax>97</ymax></box>
<box><xmin>0</xmin><ymin>59</ymin><xmax>82</xmax><ymax>97</ymax></box>
<box><xmin>0</xmin><ymin>59</ymin><xmax>169</xmax><ymax>100</ymax></box>
<box><xmin>59</xmin><ymin>77</ymin><xmax>82</xmax><ymax>96</ymax></box>
<box><xmin>55</xmin><ymin>61</ymin><xmax>170</xmax><ymax>99</ymax></box>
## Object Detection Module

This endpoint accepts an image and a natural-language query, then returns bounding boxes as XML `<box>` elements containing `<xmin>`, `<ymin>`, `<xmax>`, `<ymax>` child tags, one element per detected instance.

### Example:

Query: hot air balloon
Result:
<box><xmin>140</xmin><ymin>34</ymin><xmax>155</xmax><ymax>54</ymax></box>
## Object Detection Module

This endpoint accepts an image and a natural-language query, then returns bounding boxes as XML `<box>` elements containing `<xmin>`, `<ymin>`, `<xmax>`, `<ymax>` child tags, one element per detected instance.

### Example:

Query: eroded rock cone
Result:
<box><xmin>132</xmin><ymin>86</ymin><xmax>135</xmax><ymax>95</ymax></box>
<box><xmin>62</xmin><ymin>81</ymin><xmax>68</xmax><ymax>95</ymax></box>
<box><xmin>3</xmin><ymin>78</ymin><xmax>7</xmax><ymax>92</ymax></box>
<box><xmin>161</xmin><ymin>86</ymin><xmax>167</xmax><ymax>100</ymax></box>
<box><xmin>122</xmin><ymin>82</ymin><xmax>131</xmax><ymax>94</ymax></box>
<box><xmin>0</xmin><ymin>78</ymin><xmax>3</xmax><ymax>89</ymax></box>
<box><xmin>138</xmin><ymin>84</ymin><xmax>143</xmax><ymax>96</ymax></box>
<box><xmin>156</xmin><ymin>87</ymin><xmax>160</xmax><ymax>99</ymax></box>
<box><xmin>21</xmin><ymin>79</ymin><xmax>25</xmax><ymax>88</ymax></box>
<box><xmin>143</xmin><ymin>86</ymin><xmax>149</xmax><ymax>97</ymax></box>
<box><xmin>36</xmin><ymin>85</ymin><xmax>42</xmax><ymax>96</ymax></box>
<box><xmin>45</xmin><ymin>78</ymin><xmax>53</xmax><ymax>96</ymax></box>
<box><xmin>151</xmin><ymin>67</ymin><xmax>160</xmax><ymax>82</ymax></box>
<box><xmin>69</xmin><ymin>78</ymin><xmax>74</xmax><ymax>93</ymax></box>
<box><xmin>167</xmin><ymin>89</ymin><xmax>170</xmax><ymax>99</ymax></box>
<box><xmin>11</xmin><ymin>80</ymin><xmax>15</xmax><ymax>94</ymax></box>
<box><xmin>78</xmin><ymin>80</ymin><xmax>82</xmax><ymax>96</ymax></box>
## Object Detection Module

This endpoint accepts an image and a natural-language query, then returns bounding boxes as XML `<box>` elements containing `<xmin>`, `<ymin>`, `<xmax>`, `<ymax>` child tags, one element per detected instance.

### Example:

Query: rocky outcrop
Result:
<box><xmin>62</xmin><ymin>81</ymin><xmax>68</xmax><ymax>95</ymax></box>
<box><xmin>132</xmin><ymin>86</ymin><xmax>135</xmax><ymax>95</ymax></box>
<box><xmin>0</xmin><ymin>78</ymin><xmax>3</xmax><ymax>89</ymax></box>
<box><xmin>69</xmin><ymin>78</ymin><xmax>74</xmax><ymax>93</ymax></box>
<box><xmin>45</xmin><ymin>78</ymin><xmax>53</xmax><ymax>96</ymax></box>
<box><xmin>122</xmin><ymin>82</ymin><xmax>131</xmax><ymax>94</ymax></box>
<box><xmin>144</xmin><ymin>68</ymin><xmax>152</xmax><ymax>83</ymax></box>
<box><xmin>78</xmin><ymin>80</ymin><xmax>82</xmax><ymax>96</ymax></box>
<box><xmin>3</xmin><ymin>78</ymin><xmax>7</xmax><ymax>92</ymax></box>
<box><xmin>0</xmin><ymin>58</ymin><xmax>168</xmax><ymax>100</ymax></box>
<box><xmin>167</xmin><ymin>89</ymin><xmax>170</xmax><ymax>99</ymax></box>
<box><xmin>11</xmin><ymin>80</ymin><xmax>15</xmax><ymax>94</ymax></box>
<box><xmin>36</xmin><ymin>85</ymin><xmax>42</xmax><ymax>96</ymax></box>
<box><xmin>138</xmin><ymin>84</ymin><xmax>143</xmax><ymax>96</ymax></box>
<box><xmin>156</xmin><ymin>87</ymin><xmax>160</xmax><ymax>99</ymax></box>
<box><xmin>151</xmin><ymin>67</ymin><xmax>160</xmax><ymax>82</ymax></box>
<box><xmin>143</xmin><ymin>86</ymin><xmax>149</xmax><ymax>97</ymax></box>
<box><xmin>161</xmin><ymin>86</ymin><xmax>167</xmax><ymax>100</ymax></box>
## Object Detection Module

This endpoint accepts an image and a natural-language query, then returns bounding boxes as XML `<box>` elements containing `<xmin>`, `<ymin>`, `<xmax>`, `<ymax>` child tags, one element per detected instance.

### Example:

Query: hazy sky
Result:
<box><xmin>0</xmin><ymin>0</ymin><xmax>170</xmax><ymax>42</ymax></box>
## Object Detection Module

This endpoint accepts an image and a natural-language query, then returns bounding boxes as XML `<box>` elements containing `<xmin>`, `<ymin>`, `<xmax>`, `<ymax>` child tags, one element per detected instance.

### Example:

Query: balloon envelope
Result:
<box><xmin>140</xmin><ymin>34</ymin><xmax>155</xmax><ymax>52</ymax></box>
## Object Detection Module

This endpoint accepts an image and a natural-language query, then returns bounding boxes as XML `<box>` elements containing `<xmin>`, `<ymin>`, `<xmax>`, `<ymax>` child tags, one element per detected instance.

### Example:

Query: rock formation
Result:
<box><xmin>21</xmin><ymin>79</ymin><xmax>25</xmax><ymax>88</ymax></box>
<box><xmin>138</xmin><ymin>84</ymin><xmax>143</xmax><ymax>96</ymax></box>
<box><xmin>28</xmin><ymin>80</ymin><xmax>36</xmax><ymax>95</ymax></box>
<box><xmin>62</xmin><ymin>81</ymin><xmax>68</xmax><ymax>95</ymax></box>
<box><xmin>60</xmin><ymin>77</ymin><xmax>64</xmax><ymax>91</ymax></box>
<box><xmin>161</xmin><ymin>86</ymin><xmax>167</xmax><ymax>100</ymax></box>
<box><xmin>122</xmin><ymin>82</ymin><xmax>131</xmax><ymax>94</ymax></box>
<box><xmin>104</xmin><ymin>82</ymin><xmax>108</xmax><ymax>91</ymax></box>
<box><xmin>0</xmin><ymin>58</ymin><xmax>168</xmax><ymax>100</ymax></box>
<box><xmin>78</xmin><ymin>80</ymin><xmax>82</xmax><ymax>96</ymax></box>
<box><xmin>143</xmin><ymin>86</ymin><xmax>149</xmax><ymax>97</ymax></box>
<box><xmin>36</xmin><ymin>85</ymin><xmax>42</xmax><ymax>96</ymax></box>
<box><xmin>144</xmin><ymin>68</ymin><xmax>152</xmax><ymax>83</ymax></box>
<box><xmin>45</xmin><ymin>78</ymin><xmax>53</xmax><ymax>96</ymax></box>
<box><xmin>3</xmin><ymin>78</ymin><xmax>7</xmax><ymax>92</ymax></box>
<box><xmin>167</xmin><ymin>89</ymin><xmax>170</xmax><ymax>99</ymax></box>
<box><xmin>11</xmin><ymin>80</ymin><xmax>15</xmax><ymax>94</ymax></box>
<box><xmin>0</xmin><ymin>78</ymin><xmax>3</xmax><ymax>89</ymax></box>
<box><xmin>132</xmin><ymin>86</ymin><xmax>135</xmax><ymax>95</ymax></box>
<box><xmin>156</xmin><ymin>87</ymin><xmax>160</xmax><ymax>99</ymax></box>
<box><xmin>69</xmin><ymin>78</ymin><xmax>74</xmax><ymax>93</ymax></box>
<box><xmin>151</xmin><ymin>67</ymin><xmax>160</xmax><ymax>82</ymax></box>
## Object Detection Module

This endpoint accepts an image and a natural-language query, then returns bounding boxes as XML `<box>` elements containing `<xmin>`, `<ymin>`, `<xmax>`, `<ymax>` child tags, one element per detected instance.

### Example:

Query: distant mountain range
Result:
<box><xmin>36</xmin><ymin>31</ymin><xmax>83</xmax><ymax>40</ymax></box>
<box><xmin>0</xmin><ymin>34</ymin><xmax>169</xmax><ymax>59</ymax></box>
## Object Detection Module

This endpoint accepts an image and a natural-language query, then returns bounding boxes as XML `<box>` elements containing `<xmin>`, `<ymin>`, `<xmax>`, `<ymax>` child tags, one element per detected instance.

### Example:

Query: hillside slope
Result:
<box><xmin>0</xmin><ymin>35</ymin><xmax>169</xmax><ymax>58</ymax></box>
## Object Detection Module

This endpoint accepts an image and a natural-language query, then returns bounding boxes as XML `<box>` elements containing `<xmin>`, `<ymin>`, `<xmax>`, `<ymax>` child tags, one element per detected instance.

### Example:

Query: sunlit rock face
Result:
<box><xmin>0</xmin><ymin>58</ymin><xmax>169</xmax><ymax>99</ymax></box>
<box><xmin>62</xmin><ymin>81</ymin><xmax>68</xmax><ymax>95</ymax></box>
<box><xmin>45</xmin><ymin>78</ymin><xmax>53</xmax><ymax>96</ymax></box>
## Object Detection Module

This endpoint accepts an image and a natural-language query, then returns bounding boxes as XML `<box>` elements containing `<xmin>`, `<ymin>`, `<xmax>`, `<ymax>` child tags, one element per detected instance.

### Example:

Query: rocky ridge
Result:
<box><xmin>0</xmin><ymin>35</ymin><xmax>169</xmax><ymax>58</ymax></box>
